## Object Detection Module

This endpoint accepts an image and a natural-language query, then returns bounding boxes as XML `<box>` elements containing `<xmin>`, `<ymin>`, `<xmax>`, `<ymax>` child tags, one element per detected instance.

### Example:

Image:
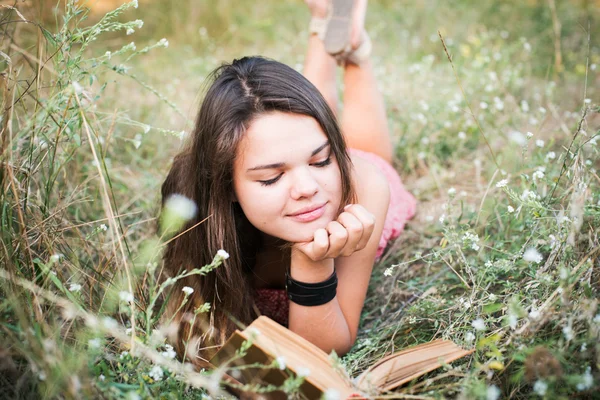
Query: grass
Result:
<box><xmin>1</xmin><ymin>0</ymin><xmax>599</xmax><ymax>398</ymax></box>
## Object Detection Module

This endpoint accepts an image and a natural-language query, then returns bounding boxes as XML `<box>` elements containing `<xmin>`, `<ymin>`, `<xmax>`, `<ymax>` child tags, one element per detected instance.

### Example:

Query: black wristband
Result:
<box><xmin>285</xmin><ymin>270</ymin><xmax>337</xmax><ymax>306</ymax></box>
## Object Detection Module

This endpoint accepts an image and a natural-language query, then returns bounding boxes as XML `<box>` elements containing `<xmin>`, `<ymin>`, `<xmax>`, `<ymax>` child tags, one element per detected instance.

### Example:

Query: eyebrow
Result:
<box><xmin>247</xmin><ymin>141</ymin><xmax>330</xmax><ymax>172</ymax></box>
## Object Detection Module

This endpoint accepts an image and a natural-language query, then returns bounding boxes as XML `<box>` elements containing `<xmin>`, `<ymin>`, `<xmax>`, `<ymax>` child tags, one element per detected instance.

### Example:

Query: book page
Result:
<box><xmin>356</xmin><ymin>340</ymin><xmax>474</xmax><ymax>392</ymax></box>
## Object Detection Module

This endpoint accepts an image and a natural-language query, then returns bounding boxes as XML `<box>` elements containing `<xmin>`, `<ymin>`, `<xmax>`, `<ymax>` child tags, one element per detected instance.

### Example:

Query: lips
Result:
<box><xmin>287</xmin><ymin>202</ymin><xmax>328</xmax><ymax>223</ymax></box>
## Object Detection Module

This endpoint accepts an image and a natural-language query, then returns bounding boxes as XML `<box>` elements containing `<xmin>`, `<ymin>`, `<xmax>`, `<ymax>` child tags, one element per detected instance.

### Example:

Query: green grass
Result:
<box><xmin>1</xmin><ymin>0</ymin><xmax>599</xmax><ymax>398</ymax></box>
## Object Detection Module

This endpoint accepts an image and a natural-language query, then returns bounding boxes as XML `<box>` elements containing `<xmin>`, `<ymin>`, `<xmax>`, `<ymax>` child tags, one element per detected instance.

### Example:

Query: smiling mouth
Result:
<box><xmin>287</xmin><ymin>202</ymin><xmax>328</xmax><ymax>223</ymax></box>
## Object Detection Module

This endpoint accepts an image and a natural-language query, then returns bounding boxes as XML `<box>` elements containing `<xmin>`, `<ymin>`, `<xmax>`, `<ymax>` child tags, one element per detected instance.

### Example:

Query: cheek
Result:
<box><xmin>235</xmin><ymin>182</ymin><xmax>285</xmax><ymax>222</ymax></box>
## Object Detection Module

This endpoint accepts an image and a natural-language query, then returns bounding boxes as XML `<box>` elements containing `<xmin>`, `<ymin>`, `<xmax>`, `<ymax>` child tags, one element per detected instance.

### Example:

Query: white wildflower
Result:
<box><xmin>464</xmin><ymin>332</ymin><xmax>476</xmax><ymax>343</ymax></box>
<box><xmin>99</xmin><ymin>374</ymin><xmax>105</xmax><ymax>381</ymax></box>
<box><xmin>486</xmin><ymin>384</ymin><xmax>501</xmax><ymax>400</ymax></box>
<box><xmin>507</xmin><ymin>313</ymin><xmax>518</xmax><ymax>330</ymax></box>
<box><xmin>458</xmin><ymin>131</ymin><xmax>467</xmax><ymax>140</ymax></box>
<box><xmin>584</xmin><ymin>98</ymin><xmax>591</xmax><ymax>105</ymax></box>
<box><xmin>50</xmin><ymin>253</ymin><xmax>64</xmax><ymax>263</ymax></box>
<box><xmin>546</xmin><ymin>151</ymin><xmax>556</xmax><ymax>160</ymax></box>
<box><xmin>149</xmin><ymin>365</ymin><xmax>164</xmax><ymax>381</ymax></box>
<box><xmin>100</xmin><ymin>224</ymin><xmax>108</xmax><ymax>231</ymax></box>
<box><xmin>126</xmin><ymin>28</ymin><xmax>135</xmax><ymax>35</ymax></box>
<box><xmin>509</xmin><ymin>130</ymin><xmax>527</xmax><ymax>146</ymax></box>
<box><xmin>105</xmin><ymin>51</ymin><xmax>111</xmax><ymax>59</ymax></box>
<box><xmin>164</xmin><ymin>194</ymin><xmax>198</xmax><ymax>222</ymax></box>
<box><xmin>324</xmin><ymin>389</ymin><xmax>341</xmax><ymax>400</ymax></box>
<box><xmin>472</xmin><ymin>318</ymin><xmax>486</xmax><ymax>331</ymax></box>
<box><xmin>158</xmin><ymin>38</ymin><xmax>169</xmax><ymax>48</ymax></box>
<box><xmin>581</xmin><ymin>343</ymin><xmax>587</xmax><ymax>352</ymax></box>
<box><xmin>480</xmin><ymin>101</ymin><xmax>488</xmax><ymax>110</ymax></box>
<box><xmin>383</xmin><ymin>268</ymin><xmax>393</xmax><ymax>277</ymax></box>
<box><xmin>593</xmin><ymin>314</ymin><xmax>600</xmax><ymax>324</ymax></box>
<box><xmin>102</xmin><ymin>317</ymin><xmax>118</xmax><ymax>330</ymax></box>
<box><xmin>523</xmin><ymin>42</ymin><xmax>532</xmax><ymax>52</ymax></box>
<box><xmin>127</xmin><ymin>392</ymin><xmax>140</xmax><ymax>400</ymax></box>
<box><xmin>247</xmin><ymin>327</ymin><xmax>261</xmax><ymax>337</ymax></box>
<box><xmin>125</xmin><ymin>328</ymin><xmax>132</xmax><ymax>335</ymax></box>
<box><xmin>119</xmin><ymin>351</ymin><xmax>129</xmax><ymax>360</ymax></box>
<box><xmin>559</xmin><ymin>268</ymin><xmax>568</xmax><ymax>280</ymax></box>
<box><xmin>523</xmin><ymin>248</ymin><xmax>543</xmax><ymax>263</ymax></box>
<box><xmin>69</xmin><ymin>283</ymin><xmax>82</xmax><ymax>292</ymax></box>
<box><xmin>562</xmin><ymin>325</ymin><xmax>574</xmax><ymax>341</ymax></box>
<box><xmin>421</xmin><ymin>137</ymin><xmax>430</xmax><ymax>145</ymax></box>
<box><xmin>458</xmin><ymin>297</ymin><xmax>472</xmax><ymax>309</ymax></box>
<box><xmin>507</xmin><ymin>205</ymin><xmax>515</xmax><ymax>213</ymax></box>
<box><xmin>496</xmin><ymin>179</ymin><xmax>509</xmax><ymax>188</ymax></box>
<box><xmin>182</xmin><ymin>286</ymin><xmax>194</xmax><ymax>295</ymax></box>
<box><xmin>439</xmin><ymin>214</ymin><xmax>445</xmax><ymax>224</ymax></box>
<box><xmin>535</xmin><ymin>139</ymin><xmax>544</xmax><ymax>147</ymax></box>
<box><xmin>119</xmin><ymin>291</ymin><xmax>134</xmax><ymax>303</ymax></box>
<box><xmin>533</xmin><ymin>380</ymin><xmax>548</xmax><ymax>396</ymax></box>
<box><xmin>529</xmin><ymin>309</ymin><xmax>540</xmax><ymax>320</ymax></box>
<box><xmin>417</xmin><ymin>151</ymin><xmax>426</xmax><ymax>160</ymax></box>
<box><xmin>130</xmin><ymin>0</ymin><xmax>138</xmax><ymax>8</ymax></box>
<box><xmin>521</xmin><ymin>189</ymin><xmax>538</xmax><ymax>201</ymax></box>
<box><xmin>161</xmin><ymin>344</ymin><xmax>177</xmax><ymax>360</ymax></box>
<box><xmin>538</xmin><ymin>107</ymin><xmax>547</xmax><ymax>114</ymax></box>
<box><xmin>448</xmin><ymin>187</ymin><xmax>456</xmax><ymax>196</ymax></box>
<box><xmin>493</xmin><ymin>97</ymin><xmax>504</xmax><ymax>110</ymax></box>
<box><xmin>521</xmin><ymin>100</ymin><xmax>530</xmax><ymax>112</ymax></box>
<box><xmin>532</xmin><ymin>170</ymin><xmax>545</xmax><ymax>182</ymax></box>
<box><xmin>526</xmin><ymin>131</ymin><xmax>534</xmax><ymax>139</ymax></box>
<box><xmin>217</xmin><ymin>249</ymin><xmax>230</xmax><ymax>260</ymax></box>
<box><xmin>275</xmin><ymin>356</ymin><xmax>286</xmax><ymax>370</ymax></box>
<box><xmin>88</xmin><ymin>338</ymin><xmax>102</xmax><ymax>349</ymax></box>
<box><xmin>576</xmin><ymin>367</ymin><xmax>593</xmax><ymax>391</ymax></box>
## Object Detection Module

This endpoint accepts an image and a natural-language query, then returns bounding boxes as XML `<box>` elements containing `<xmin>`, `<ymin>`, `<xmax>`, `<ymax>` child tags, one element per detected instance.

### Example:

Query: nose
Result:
<box><xmin>289</xmin><ymin>167</ymin><xmax>319</xmax><ymax>200</ymax></box>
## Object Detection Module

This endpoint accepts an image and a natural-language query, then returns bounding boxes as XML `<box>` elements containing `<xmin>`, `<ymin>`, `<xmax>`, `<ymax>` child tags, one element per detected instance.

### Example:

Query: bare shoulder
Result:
<box><xmin>350</xmin><ymin>153</ymin><xmax>390</xmax><ymax>210</ymax></box>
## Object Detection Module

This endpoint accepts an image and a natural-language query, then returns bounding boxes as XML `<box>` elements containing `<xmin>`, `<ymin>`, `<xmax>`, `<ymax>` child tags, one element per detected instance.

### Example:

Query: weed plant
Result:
<box><xmin>1</xmin><ymin>0</ymin><xmax>599</xmax><ymax>399</ymax></box>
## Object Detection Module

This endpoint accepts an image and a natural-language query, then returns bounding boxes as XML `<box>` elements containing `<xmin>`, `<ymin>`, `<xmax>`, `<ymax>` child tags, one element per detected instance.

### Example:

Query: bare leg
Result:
<box><xmin>303</xmin><ymin>35</ymin><xmax>339</xmax><ymax>115</ymax></box>
<box><xmin>340</xmin><ymin>60</ymin><xmax>393</xmax><ymax>163</ymax></box>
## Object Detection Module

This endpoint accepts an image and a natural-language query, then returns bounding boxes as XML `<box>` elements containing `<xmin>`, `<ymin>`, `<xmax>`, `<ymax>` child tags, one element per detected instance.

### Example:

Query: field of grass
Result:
<box><xmin>1</xmin><ymin>0</ymin><xmax>599</xmax><ymax>398</ymax></box>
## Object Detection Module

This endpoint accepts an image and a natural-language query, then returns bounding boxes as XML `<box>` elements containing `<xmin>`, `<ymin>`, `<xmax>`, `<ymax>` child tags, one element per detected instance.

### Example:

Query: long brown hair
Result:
<box><xmin>160</xmin><ymin>57</ymin><xmax>355</xmax><ymax>366</ymax></box>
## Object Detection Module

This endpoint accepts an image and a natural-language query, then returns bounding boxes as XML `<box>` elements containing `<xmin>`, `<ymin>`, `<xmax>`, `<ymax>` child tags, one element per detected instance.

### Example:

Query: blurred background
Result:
<box><xmin>2</xmin><ymin>0</ymin><xmax>600</xmax><ymax>398</ymax></box>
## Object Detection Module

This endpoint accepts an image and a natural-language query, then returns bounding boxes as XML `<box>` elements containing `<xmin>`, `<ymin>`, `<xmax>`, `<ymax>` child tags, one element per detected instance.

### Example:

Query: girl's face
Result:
<box><xmin>232</xmin><ymin>111</ymin><xmax>343</xmax><ymax>243</ymax></box>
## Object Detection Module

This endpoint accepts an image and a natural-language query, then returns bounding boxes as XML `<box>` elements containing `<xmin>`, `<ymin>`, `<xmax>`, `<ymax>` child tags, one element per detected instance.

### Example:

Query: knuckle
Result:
<box><xmin>348</xmin><ymin>223</ymin><xmax>363</xmax><ymax>234</ymax></box>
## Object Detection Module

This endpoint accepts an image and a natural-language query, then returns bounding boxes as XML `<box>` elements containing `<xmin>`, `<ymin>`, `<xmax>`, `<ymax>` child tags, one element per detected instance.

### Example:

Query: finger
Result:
<box><xmin>311</xmin><ymin>228</ymin><xmax>330</xmax><ymax>260</ymax></box>
<box><xmin>337</xmin><ymin>211</ymin><xmax>364</xmax><ymax>256</ymax></box>
<box><xmin>344</xmin><ymin>204</ymin><xmax>376</xmax><ymax>250</ymax></box>
<box><xmin>325</xmin><ymin>221</ymin><xmax>348</xmax><ymax>258</ymax></box>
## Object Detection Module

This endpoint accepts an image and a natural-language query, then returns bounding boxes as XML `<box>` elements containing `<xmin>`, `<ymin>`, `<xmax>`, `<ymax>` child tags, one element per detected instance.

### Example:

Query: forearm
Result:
<box><xmin>287</xmin><ymin>253</ymin><xmax>354</xmax><ymax>356</ymax></box>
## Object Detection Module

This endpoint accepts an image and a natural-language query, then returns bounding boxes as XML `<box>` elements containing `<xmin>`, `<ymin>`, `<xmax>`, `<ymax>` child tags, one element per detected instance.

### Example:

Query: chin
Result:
<box><xmin>277</xmin><ymin>218</ymin><xmax>333</xmax><ymax>244</ymax></box>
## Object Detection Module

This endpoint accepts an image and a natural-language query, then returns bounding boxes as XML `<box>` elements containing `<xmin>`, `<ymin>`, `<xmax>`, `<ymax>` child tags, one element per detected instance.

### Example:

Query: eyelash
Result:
<box><xmin>258</xmin><ymin>156</ymin><xmax>332</xmax><ymax>186</ymax></box>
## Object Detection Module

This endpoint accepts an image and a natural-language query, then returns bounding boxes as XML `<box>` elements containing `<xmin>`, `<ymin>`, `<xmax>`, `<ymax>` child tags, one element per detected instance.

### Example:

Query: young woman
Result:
<box><xmin>160</xmin><ymin>0</ymin><xmax>416</xmax><ymax>367</ymax></box>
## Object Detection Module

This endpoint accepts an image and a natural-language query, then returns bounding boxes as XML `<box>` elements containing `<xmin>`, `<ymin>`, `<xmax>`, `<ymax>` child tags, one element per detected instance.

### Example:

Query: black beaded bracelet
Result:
<box><xmin>285</xmin><ymin>269</ymin><xmax>338</xmax><ymax>306</ymax></box>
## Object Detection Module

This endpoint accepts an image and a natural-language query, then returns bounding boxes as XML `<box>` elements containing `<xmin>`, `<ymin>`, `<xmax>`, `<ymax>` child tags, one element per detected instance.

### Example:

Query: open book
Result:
<box><xmin>210</xmin><ymin>316</ymin><xmax>473</xmax><ymax>399</ymax></box>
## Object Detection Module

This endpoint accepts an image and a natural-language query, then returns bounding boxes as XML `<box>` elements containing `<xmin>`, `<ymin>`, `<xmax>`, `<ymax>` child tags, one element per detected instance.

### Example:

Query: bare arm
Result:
<box><xmin>287</xmin><ymin>160</ymin><xmax>390</xmax><ymax>355</ymax></box>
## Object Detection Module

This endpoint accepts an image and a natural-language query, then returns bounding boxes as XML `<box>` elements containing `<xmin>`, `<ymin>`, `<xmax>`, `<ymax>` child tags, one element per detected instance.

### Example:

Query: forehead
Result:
<box><xmin>237</xmin><ymin>112</ymin><xmax>328</xmax><ymax>165</ymax></box>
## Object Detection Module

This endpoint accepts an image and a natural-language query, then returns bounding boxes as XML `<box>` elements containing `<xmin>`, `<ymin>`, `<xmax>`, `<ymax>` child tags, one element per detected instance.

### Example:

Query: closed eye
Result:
<box><xmin>312</xmin><ymin>156</ymin><xmax>332</xmax><ymax>168</ymax></box>
<box><xmin>258</xmin><ymin>173</ymin><xmax>283</xmax><ymax>186</ymax></box>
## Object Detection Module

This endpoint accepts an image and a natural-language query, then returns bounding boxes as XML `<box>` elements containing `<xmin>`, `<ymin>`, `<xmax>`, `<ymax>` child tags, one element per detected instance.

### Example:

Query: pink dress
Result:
<box><xmin>254</xmin><ymin>149</ymin><xmax>417</xmax><ymax>327</ymax></box>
